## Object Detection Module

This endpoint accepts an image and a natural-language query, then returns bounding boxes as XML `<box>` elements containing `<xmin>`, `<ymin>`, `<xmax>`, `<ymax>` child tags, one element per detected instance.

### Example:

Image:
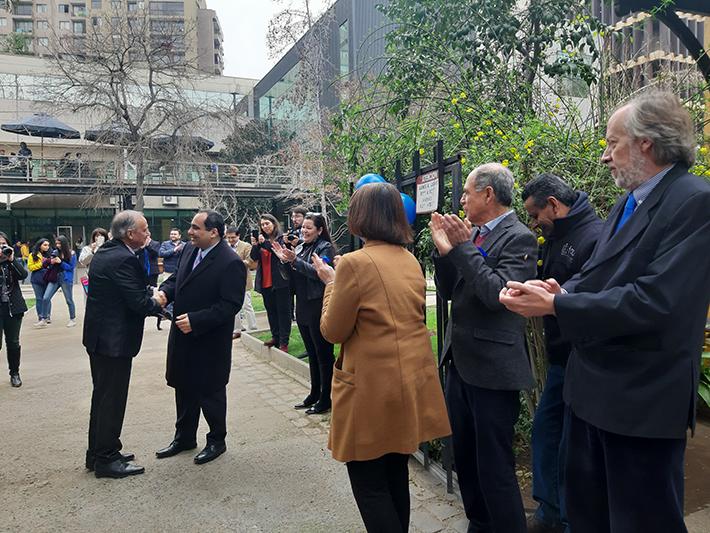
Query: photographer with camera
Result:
<box><xmin>250</xmin><ymin>214</ymin><xmax>291</xmax><ymax>351</ymax></box>
<box><xmin>273</xmin><ymin>213</ymin><xmax>335</xmax><ymax>414</ymax></box>
<box><xmin>42</xmin><ymin>235</ymin><xmax>78</xmax><ymax>328</ymax></box>
<box><xmin>0</xmin><ymin>232</ymin><xmax>29</xmax><ymax>387</ymax></box>
<box><xmin>284</xmin><ymin>207</ymin><xmax>306</xmax><ymax>322</ymax></box>
<box><xmin>28</xmin><ymin>238</ymin><xmax>52</xmax><ymax>327</ymax></box>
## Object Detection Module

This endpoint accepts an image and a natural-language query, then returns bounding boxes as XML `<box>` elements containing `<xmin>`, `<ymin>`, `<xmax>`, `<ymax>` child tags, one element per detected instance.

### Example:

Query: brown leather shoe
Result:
<box><xmin>232</xmin><ymin>331</ymin><xmax>241</xmax><ymax>340</ymax></box>
<box><xmin>263</xmin><ymin>338</ymin><xmax>277</xmax><ymax>347</ymax></box>
<box><xmin>278</xmin><ymin>344</ymin><xmax>288</xmax><ymax>353</ymax></box>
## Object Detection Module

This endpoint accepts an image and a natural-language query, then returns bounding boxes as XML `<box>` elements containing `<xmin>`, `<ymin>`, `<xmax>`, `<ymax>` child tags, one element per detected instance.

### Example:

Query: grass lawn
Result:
<box><xmin>250</xmin><ymin>291</ymin><xmax>265</xmax><ymax>312</ymax></box>
<box><xmin>254</xmin><ymin>306</ymin><xmax>439</xmax><ymax>360</ymax></box>
<box><xmin>26</xmin><ymin>298</ymin><xmax>35</xmax><ymax>309</ymax></box>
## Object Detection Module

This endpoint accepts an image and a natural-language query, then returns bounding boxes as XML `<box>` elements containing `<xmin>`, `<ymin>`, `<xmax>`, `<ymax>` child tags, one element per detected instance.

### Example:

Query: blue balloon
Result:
<box><xmin>400</xmin><ymin>192</ymin><xmax>416</xmax><ymax>225</ymax></box>
<box><xmin>355</xmin><ymin>173</ymin><xmax>386</xmax><ymax>190</ymax></box>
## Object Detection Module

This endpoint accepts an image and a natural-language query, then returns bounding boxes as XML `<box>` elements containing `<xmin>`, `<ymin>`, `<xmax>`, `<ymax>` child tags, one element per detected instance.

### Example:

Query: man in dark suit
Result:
<box><xmin>137</xmin><ymin>235</ymin><xmax>160</xmax><ymax>287</ymax></box>
<box><xmin>83</xmin><ymin>210</ymin><xmax>166</xmax><ymax>479</ymax></box>
<box><xmin>155</xmin><ymin>210</ymin><xmax>246</xmax><ymax>465</ymax></box>
<box><xmin>521</xmin><ymin>174</ymin><xmax>603</xmax><ymax>533</ymax></box>
<box><xmin>500</xmin><ymin>91</ymin><xmax>710</xmax><ymax>532</ymax></box>
<box><xmin>431</xmin><ymin>163</ymin><xmax>538</xmax><ymax>533</ymax></box>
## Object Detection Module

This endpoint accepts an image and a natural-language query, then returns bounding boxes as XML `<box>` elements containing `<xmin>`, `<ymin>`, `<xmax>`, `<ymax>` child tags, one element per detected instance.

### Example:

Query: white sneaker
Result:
<box><xmin>45</xmin><ymin>318</ymin><xmax>51</xmax><ymax>324</ymax></box>
<box><xmin>66</xmin><ymin>319</ymin><xmax>76</xmax><ymax>328</ymax></box>
<box><xmin>33</xmin><ymin>319</ymin><xmax>48</xmax><ymax>328</ymax></box>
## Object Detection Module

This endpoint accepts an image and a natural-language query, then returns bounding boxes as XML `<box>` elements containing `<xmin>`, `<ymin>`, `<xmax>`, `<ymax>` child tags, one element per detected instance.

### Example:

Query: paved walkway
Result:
<box><xmin>3</xmin><ymin>285</ymin><xmax>710</xmax><ymax>532</ymax></box>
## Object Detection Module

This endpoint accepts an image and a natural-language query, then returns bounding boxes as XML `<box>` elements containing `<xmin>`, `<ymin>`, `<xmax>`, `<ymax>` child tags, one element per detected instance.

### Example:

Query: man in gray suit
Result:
<box><xmin>432</xmin><ymin>163</ymin><xmax>537</xmax><ymax>533</ymax></box>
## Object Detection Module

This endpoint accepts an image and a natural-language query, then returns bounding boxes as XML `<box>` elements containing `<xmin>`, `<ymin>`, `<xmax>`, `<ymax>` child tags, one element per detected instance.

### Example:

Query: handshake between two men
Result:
<box><xmin>151</xmin><ymin>287</ymin><xmax>193</xmax><ymax>334</ymax></box>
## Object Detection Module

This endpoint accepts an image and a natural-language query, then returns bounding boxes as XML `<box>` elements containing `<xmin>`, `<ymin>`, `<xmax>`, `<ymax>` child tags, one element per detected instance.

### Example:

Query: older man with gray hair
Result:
<box><xmin>500</xmin><ymin>92</ymin><xmax>710</xmax><ymax>532</ymax></box>
<box><xmin>83</xmin><ymin>210</ymin><xmax>166</xmax><ymax>479</ymax></box>
<box><xmin>431</xmin><ymin>163</ymin><xmax>537</xmax><ymax>532</ymax></box>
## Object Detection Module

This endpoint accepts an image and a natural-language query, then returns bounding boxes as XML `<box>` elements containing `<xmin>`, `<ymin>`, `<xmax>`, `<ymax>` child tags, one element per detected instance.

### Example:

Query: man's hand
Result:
<box><xmin>174</xmin><ymin>243</ymin><xmax>183</xmax><ymax>252</ymax></box>
<box><xmin>152</xmin><ymin>289</ymin><xmax>167</xmax><ymax>307</ymax></box>
<box><xmin>258</xmin><ymin>234</ymin><xmax>266</xmax><ymax>245</ymax></box>
<box><xmin>441</xmin><ymin>213</ymin><xmax>473</xmax><ymax>248</ymax></box>
<box><xmin>499</xmin><ymin>280</ymin><xmax>557</xmax><ymax>317</ymax></box>
<box><xmin>176</xmin><ymin>313</ymin><xmax>192</xmax><ymax>334</ymax></box>
<box><xmin>430</xmin><ymin>212</ymin><xmax>453</xmax><ymax>256</ymax></box>
<box><xmin>272</xmin><ymin>241</ymin><xmax>296</xmax><ymax>263</ymax></box>
<box><xmin>312</xmin><ymin>254</ymin><xmax>335</xmax><ymax>284</ymax></box>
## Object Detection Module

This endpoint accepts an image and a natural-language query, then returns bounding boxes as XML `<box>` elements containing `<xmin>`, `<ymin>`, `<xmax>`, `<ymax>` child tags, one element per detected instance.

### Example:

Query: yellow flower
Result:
<box><xmin>699</xmin><ymin>146</ymin><xmax>709</xmax><ymax>156</ymax></box>
<box><xmin>460</xmin><ymin>156</ymin><xmax>467</xmax><ymax>164</ymax></box>
<box><xmin>502</xmin><ymin>159</ymin><xmax>510</xmax><ymax>167</ymax></box>
<box><xmin>430</xmin><ymin>129</ymin><xmax>437</xmax><ymax>137</ymax></box>
<box><xmin>419</xmin><ymin>148</ymin><xmax>425</xmax><ymax>156</ymax></box>
<box><xmin>502</xmin><ymin>135</ymin><xmax>509</xmax><ymax>141</ymax></box>
<box><xmin>514</xmin><ymin>153</ymin><xmax>521</xmax><ymax>160</ymax></box>
<box><xmin>537</xmin><ymin>236</ymin><xmax>546</xmax><ymax>245</ymax></box>
<box><xmin>509</xmin><ymin>147</ymin><xmax>518</xmax><ymax>154</ymax></box>
<box><xmin>458</xmin><ymin>210</ymin><xmax>465</xmax><ymax>219</ymax></box>
<box><xmin>525</xmin><ymin>140</ymin><xmax>535</xmax><ymax>149</ymax></box>
<box><xmin>705</xmin><ymin>170</ymin><xmax>710</xmax><ymax>177</ymax></box>
<box><xmin>598</xmin><ymin>139</ymin><xmax>607</xmax><ymax>148</ymax></box>
<box><xmin>459</xmin><ymin>91</ymin><xmax>467</xmax><ymax>99</ymax></box>
<box><xmin>451</xmin><ymin>98</ymin><xmax>458</xmax><ymax>105</ymax></box>
<box><xmin>537</xmin><ymin>259</ymin><xmax>543</xmax><ymax>267</ymax></box>
<box><xmin>466</xmin><ymin>108</ymin><xmax>474</xmax><ymax>113</ymax></box>
<box><xmin>513</xmin><ymin>181</ymin><xmax>520</xmax><ymax>190</ymax></box>
<box><xmin>484</xmin><ymin>119</ymin><xmax>493</xmax><ymax>126</ymax></box>
<box><xmin>495</xmin><ymin>129</ymin><xmax>503</xmax><ymax>136</ymax></box>
<box><xmin>453</xmin><ymin>122</ymin><xmax>461</xmax><ymax>129</ymax></box>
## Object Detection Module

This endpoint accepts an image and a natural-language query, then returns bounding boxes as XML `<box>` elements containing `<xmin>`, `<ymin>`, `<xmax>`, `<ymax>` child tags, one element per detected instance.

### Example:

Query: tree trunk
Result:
<box><xmin>135</xmin><ymin>157</ymin><xmax>145</xmax><ymax>211</ymax></box>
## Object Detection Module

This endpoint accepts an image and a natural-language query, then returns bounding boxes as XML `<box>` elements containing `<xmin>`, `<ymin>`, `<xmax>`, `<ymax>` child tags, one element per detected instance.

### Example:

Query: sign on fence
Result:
<box><xmin>415</xmin><ymin>169</ymin><xmax>439</xmax><ymax>214</ymax></box>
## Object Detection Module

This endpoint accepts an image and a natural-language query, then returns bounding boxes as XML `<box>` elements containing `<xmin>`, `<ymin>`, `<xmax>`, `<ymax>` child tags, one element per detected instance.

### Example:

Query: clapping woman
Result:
<box><xmin>250</xmin><ymin>214</ymin><xmax>291</xmax><ymax>351</ymax></box>
<box><xmin>273</xmin><ymin>213</ymin><xmax>335</xmax><ymax>415</ymax></box>
<box><xmin>313</xmin><ymin>183</ymin><xmax>451</xmax><ymax>532</ymax></box>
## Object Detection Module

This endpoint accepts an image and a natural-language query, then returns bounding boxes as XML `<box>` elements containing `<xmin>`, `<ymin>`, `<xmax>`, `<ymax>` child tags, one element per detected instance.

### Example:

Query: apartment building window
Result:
<box><xmin>128</xmin><ymin>1</ymin><xmax>139</xmax><ymax>11</ymax></box>
<box><xmin>59</xmin><ymin>21</ymin><xmax>71</xmax><ymax>30</ymax></box>
<box><xmin>149</xmin><ymin>2</ymin><xmax>183</xmax><ymax>16</ymax></box>
<box><xmin>14</xmin><ymin>20</ymin><xmax>33</xmax><ymax>33</ymax></box>
<box><xmin>339</xmin><ymin>20</ymin><xmax>349</xmax><ymax>77</ymax></box>
<box><xmin>111</xmin><ymin>0</ymin><xmax>121</xmax><ymax>9</ymax></box>
<box><xmin>37</xmin><ymin>20</ymin><xmax>49</xmax><ymax>30</ymax></box>
<box><xmin>14</xmin><ymin>3</ymin><xmax>33</xmax><ymax>16</ymax></box>
<box><xmin>72</xmin><ymin>4</ymin><xmax>87</xmax><ymax>16</ymax></box>
<box><xmin>37</xmin><ymin>37</ymin><xmax>49</xmax><ymax>47</ymax></box>
<box><xmin>91</xmin><ymin>16</ymin><xmax>102</xmax><ymax>26</ymax></box>
<box><xmin>0</xmin><ymin>19</ymin><xmax>7</xmax><ymax>28</ymax></box>
<box><xmin>74</xmin><ymin>21</ymin><xmax>86</xmax><ymax>34</ymax></box>
<box><xmin>58</xmin><ymin>4</ymin><xmax>70</xmax><ymax>14</ymax></box>
<box><xmin>36</xmin><ymin>4</ymin><xmax>48</xmax><ymax>14</ymax></box>
<box><xmin>92</xmin><ymin>0</ymin><xmax>102</xmax><ymax>7</ymax></box>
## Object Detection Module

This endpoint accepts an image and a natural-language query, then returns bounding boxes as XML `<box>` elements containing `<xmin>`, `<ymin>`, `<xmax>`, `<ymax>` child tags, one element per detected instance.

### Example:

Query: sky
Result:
<box><xmin>207</xmin><ymin>0</ymin><xmax>332</xmax><ymax>81</ymax></box>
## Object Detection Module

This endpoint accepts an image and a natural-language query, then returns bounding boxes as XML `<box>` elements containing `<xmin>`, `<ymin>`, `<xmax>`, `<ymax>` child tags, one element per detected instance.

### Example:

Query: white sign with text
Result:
<box><xmin>416</xmin><ymin>170</ymin><xmax>439</xmax><ymax>214</ymax></box>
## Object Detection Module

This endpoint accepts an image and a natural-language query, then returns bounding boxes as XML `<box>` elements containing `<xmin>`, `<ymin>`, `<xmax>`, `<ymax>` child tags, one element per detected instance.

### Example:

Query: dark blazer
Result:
<box><xmin>160</xmin><ymin>240</ymin><xmax>246</xmax><ymax>393</ymax></box>
<box><xmin>136</xmin><ymin>239</ymin><xmax>160</xmax><ymax>280</ymax></box>
<box><xmin>82</xmin><ymin>238</ymin><xmax>162</xmax><ymax>358</ymax></box>
<box><xmin>434</xmin><ymin>212</ymin><xmax>538</xmax><ymax>390</ymax></box>
<box><xmin>556</xmin><ymin>164</ymin><xmax>710</xmax><ymax>439</ymax></box>
<box><xmin>291</xmin><ymin>238</ymin><xmax>335</xmax><ymax>302</ymax></box>
<box><xmin>250</xmin><ymin>237</ymin><xmax>290</xmax><ymax>292</ymax></box>
<box><xmin>0</xmin><ymin>258</ymin><xmax>28</xmax><ymax>317</ymax></box>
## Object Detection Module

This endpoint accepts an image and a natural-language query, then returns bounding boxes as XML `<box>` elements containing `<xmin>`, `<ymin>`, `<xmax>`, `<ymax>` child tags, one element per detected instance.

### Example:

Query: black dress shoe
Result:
<box><xmin>155</xmin><ymin>440</ymin><xmax>197</xmax><ymax>459</ymax></box>
<box><xmin>305</xmin><ymin>404</ymin><xmax>331</xmax><ymax>415</ymax></box>
<box><xmin>194</xmin><ymin>443</ymin><xmax>226</xmax><ymax>465</ymax></box>
<box><xmin>86</xmin><ymin>452</ymin><xmax>135</xmax><ymax>471</ymax></box>
<box><xmin>294</xmin><ymin>397</ymin><xmax>317</xmax><ymax>409</ymax></box>
<box><xmin>94</xmin><ymin>459</ymin><xmax>145</xmax><ymax>479</ymax></box>
<box><xmin>10</xmin><ymin>373</ymin><xmax>21</xmax><ymax>387</ymax></box>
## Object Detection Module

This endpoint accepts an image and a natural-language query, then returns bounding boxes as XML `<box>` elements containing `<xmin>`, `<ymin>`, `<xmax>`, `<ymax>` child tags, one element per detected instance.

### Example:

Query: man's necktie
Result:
<box><xmin>474</xmin><ymin>232</ymin><xmax>486</xmax><ymax>247</ymax></box>
<box><xmin>143</xmin><ymin>249</ymin><xmax>150</xmax><ymax>276</ymax></box>
<box><xmin>192</xmin><ymin>250</ymin><xmax>203</xmax><ymax>270</ymax></box>
<box><xmin>614</xmin><ymin>193</ymin><xmax>637</xmax><ymax>235</ymax></box>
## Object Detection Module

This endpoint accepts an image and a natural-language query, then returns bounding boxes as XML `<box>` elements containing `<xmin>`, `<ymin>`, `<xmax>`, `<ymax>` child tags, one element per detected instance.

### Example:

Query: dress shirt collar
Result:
<box><xmin>631</xmin><ymin>165</ymin><xmax>673</xmax><ymax>205</ymax></box>
<box><xmin>478</xmin><ymin>209</ymin><xmax>514</xmax><ymax>237</ymax></box>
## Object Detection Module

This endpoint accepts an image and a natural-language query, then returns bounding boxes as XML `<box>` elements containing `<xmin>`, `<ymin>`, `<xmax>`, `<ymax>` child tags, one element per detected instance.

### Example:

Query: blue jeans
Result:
<box><xmin>43</xmin><ymin>280</ymin><xmax>75</xmax><ymax>320</ymax></box>
<box><xmin>31</xmin><ymin>281</ymin><xmax>49</xmax><ymax>320</ymax></box>
<box><xmin>531</xmin><ymin>363</ymin><xmax>568</xmax><ymax>527</ymax></box>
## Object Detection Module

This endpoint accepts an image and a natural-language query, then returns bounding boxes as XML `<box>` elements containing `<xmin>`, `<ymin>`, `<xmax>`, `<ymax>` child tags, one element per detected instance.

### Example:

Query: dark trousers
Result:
<box><xmin>297</xmin><ymin>312</ymin><xmax>334</xmax><ymax>408</ymax></box>
<box><xmin>87</xmin><ymin>354</ymin><xmax>133</xmax><ymax>464</ymax></box>
<box><xmin>0</xmin><ymin>313</ymin><xmax>22</xmax><ymax>375</ymax></box>
<box><xmin>531</xmin><ymin>364</ymin><xmax>568</xmax><ymax>526</ymax></box>
<box><xmin>262</xmin><ymin>286</ymin><xmax>291</xmax><ymax>346</ymax></box>
<box><xmin>445</xmin><ymin>364</ymin><xmax>526</xmax><ymax>533</ymax></box>
<box><xmin>346</xmin><ymin>453</ymin><xmax>410</xmax><ymax>533</ymax></box>
<box><xmin>565</xmin><ymin>408</ymin><xmax>687</xmax><ymax>533</ymax></box>
<box><xmin>147</xmin><ymin>273</ymin><xmax>159</xmax><ymax>287</ymax></box>
<box><xmin>174</xmin><ymin>386</ymin><xmax>227</xmax><ymax>445</ymax></box>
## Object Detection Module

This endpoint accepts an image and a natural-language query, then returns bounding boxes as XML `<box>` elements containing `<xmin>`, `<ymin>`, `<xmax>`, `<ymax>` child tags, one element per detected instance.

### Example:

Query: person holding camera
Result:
<box><xmin>42</xmin><ymin>235</ymin><xmax>77</xmax><ymax>328</ymax></box>
<box><xmin>0</xmin><ymin>232</ymin><xmax>28</xmax><ymax>387</ymax></box>
<box><xmin>250</xmin><ymin>214</ymin><xmax>291</xmax><ymax>351</ymax></box>
<box><xmin>79</xmin><ymin>228</ymin><xmax>109</xmax><ymax>272</ymax></box>
<box><xmin>273</xmin><ymin>213</ymin><xmax>335</xmax><ymax>414</ymax></box>
<box><xmin>285</xmin><ymin>207</ymin><xmax>307</xmax><ymax>321</ymax></box>
<box><xmin>28</xmin><ymin>238</ymin><xmax>52</xmax><ymax>327</ymax></box>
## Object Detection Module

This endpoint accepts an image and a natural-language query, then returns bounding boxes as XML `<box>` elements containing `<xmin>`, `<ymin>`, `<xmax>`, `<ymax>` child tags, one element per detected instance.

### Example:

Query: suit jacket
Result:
<box><xmin>556</xmin><ymin>164</ymin><xmax>710</xmax><ymax>439</ymax></box>
<box><xmin>136</xmin><ymin>239</ymin><xmax>160</xmax><ymax>280</ymax></box>
<box><xmin>160</xmin><ymin>240</ymin><xmax>246</xmax><ymax>392</ymax></box>
<box><xmin>320</xmin><ymin>241</ymin><xmax>451</xmax><ymax>463</ymax></box>
<box><xmin>83</xmin><ymin>238</ymin><xmax>162</xmax><ymax>358</ymax></box>
<box><xmin>231</xmin><ymin>239</ymin><xmax>255</xmax><ymax>291</ymax></box>
<box><xmin>434</xmin><ymin>212</ymin><xmax>538</xmax><ymax>390</ymax></box>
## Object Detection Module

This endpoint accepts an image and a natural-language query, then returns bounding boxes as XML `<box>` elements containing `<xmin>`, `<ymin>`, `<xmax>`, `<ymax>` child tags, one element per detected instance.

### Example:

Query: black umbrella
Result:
<box><xmin>84</xmin><ymin>122</ymin><xmax>133</xmax><ymax>145</ymax></box>
<box><xmin>1</xmin><ymin>112</ymin><xmax>80</xmax><ymax>162</ymax></box>
<box><xmin>151</xmin><ymin>134</ymin><xmax>215</xmax><ymax>152</ymax></box>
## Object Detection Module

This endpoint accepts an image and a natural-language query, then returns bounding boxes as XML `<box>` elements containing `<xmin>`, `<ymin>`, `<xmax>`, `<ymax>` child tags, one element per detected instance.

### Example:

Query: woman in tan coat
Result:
<box><xmin>313</xmin><ymin>182</ymin><xmax>451</xmax><ymax>533</ymax></box>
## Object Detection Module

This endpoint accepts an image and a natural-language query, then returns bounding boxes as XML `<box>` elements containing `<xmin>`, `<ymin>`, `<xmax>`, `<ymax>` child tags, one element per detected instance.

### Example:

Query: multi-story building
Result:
<box><xmin>0</xmin><ymin>0</ymin><xmax>224</xmax><ymax>75</ymax></box>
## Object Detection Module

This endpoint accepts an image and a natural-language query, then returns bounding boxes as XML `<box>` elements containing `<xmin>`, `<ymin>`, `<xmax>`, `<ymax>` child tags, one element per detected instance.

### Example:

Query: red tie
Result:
<box><xmin>474</xmin><ymin>232</ymin><xmax>486</xmax><ymax>247</ymax></box>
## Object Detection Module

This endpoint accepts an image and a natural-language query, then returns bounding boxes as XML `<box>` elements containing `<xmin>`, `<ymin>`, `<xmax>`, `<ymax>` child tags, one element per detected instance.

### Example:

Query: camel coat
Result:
<box><xmin>320</xmin><ymin>240</ymin><xmax>451</xmax><ymax>463</ymax></box>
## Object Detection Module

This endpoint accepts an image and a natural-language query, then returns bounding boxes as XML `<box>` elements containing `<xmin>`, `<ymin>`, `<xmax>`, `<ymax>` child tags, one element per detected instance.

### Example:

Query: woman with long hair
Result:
<box><xmin>0</xmin><ymin>231</ymin><xmax>28</xmax><ymax>387</ymax></box>
<box><xmin>78</xmin><ymin>227</ymin><xmax>109</xmax><ymax>271</ymax></box>
<box><xmin>28</xmin><ymin>238</ymin><xmax>52</xmax><ymax>326</ymax></box>
<box><xmin>249</xmin><ymin>214</ymin><xmax>291</xmax><ymax>351</ymax></box>
<box><xmin>313</xmin><ymin>183</ymin><xmax>451</xmax><ymax>532</ymax></box>
<box><xmin>273</xmin><ymin>213</ymin><xmax>336</xmax><ymax>414</ymax></box>
<box><xmin>41</xmin><ymin>235</ymin><xmax>77</xmax><ymax>328</ymax></box>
